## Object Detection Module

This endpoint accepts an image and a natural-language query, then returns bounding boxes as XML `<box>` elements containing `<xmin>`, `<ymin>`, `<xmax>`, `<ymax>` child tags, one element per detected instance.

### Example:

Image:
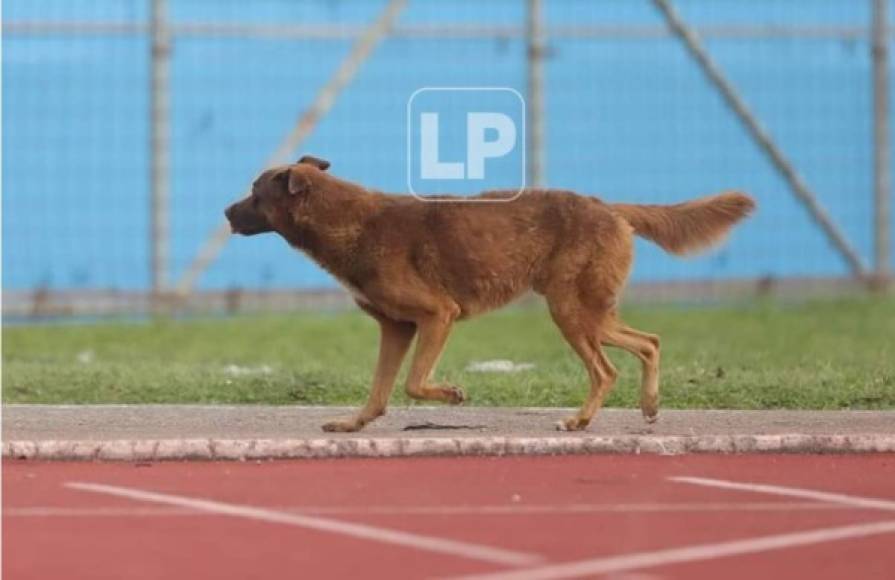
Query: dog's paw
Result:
<box><xmin>428</xmin><ymin>383</ymin><xmax>466</xmax><ymax>405</ymax></box>
<box><xmin>555</xmin><ymin>416</ymin><xmax>588</xmax><ymax>432</ymax></box>
<box><xmin>321</xmin><ymin>418</ymin><xmax>364</xmax><ymax>433</ymax></box>
<box><xmin>442</xmin><ymin>384</ymin><xmax>467</xmax><ymax>405</ymax></box>
<box><xmin>640</xmin><ymin>397</ymin><xmax>659</xmax><ymax>424</ymax></box>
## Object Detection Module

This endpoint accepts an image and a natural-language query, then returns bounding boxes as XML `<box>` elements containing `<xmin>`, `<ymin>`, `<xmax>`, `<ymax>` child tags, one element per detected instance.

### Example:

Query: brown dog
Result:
<box><xmin>225</xmin><ymin>155</ymin><xmax>754</xmax><ymax>432</ymax></box>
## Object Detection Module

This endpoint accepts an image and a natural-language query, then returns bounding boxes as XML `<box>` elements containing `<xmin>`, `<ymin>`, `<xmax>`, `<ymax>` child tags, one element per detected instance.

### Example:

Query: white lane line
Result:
<box><xmin>6</xmin><ymin>507</ymin><xmax>195</xmax><ymax>518</ymax></box>
<box><xmin>670</xmin><ymin>476</ymin><xmax>895</xmax><ymax>512</ymax></box>
<box><xmin>5</xmin><ymin>502</ymin><xmax>853</xmax><ymax>519</ymax></box>
<box><xmin>64</xmin><ymin>482</ymin><xmax>542</xmax><ymax>567</ymax></box>
<box><xmin>444</xmin><ymin>520</ymin><xmax>895</xmax><ymax>580</ymax></box>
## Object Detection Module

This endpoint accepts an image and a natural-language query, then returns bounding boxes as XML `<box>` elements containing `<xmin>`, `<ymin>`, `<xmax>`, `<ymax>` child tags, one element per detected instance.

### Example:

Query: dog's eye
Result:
<box><xmin>251</xmin><ymin>196</ymin><xmax>260</xmax><ymax>209</ymax></box>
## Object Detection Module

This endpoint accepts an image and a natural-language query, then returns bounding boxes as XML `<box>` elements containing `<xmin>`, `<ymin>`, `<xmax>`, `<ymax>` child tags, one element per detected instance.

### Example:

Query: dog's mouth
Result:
<box><xmin>229</xmin><ymin>221</ymin><xmax>269</xmax><ymax>236</ymax></box>
<box><xmin>225</xmin><ymin>204</ymin><xmax>272</xmax><ymax>236</ymax></box>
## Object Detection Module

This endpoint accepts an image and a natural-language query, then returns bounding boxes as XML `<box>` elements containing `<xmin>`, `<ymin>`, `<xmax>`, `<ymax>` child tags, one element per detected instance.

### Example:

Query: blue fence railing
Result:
<box><xmin>3</xmin><ymin>0</ymin><xmax>892</xmax><ymax>291</ymax></box>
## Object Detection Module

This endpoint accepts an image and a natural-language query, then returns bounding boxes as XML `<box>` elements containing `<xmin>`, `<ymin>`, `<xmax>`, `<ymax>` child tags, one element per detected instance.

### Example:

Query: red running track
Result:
<box><xmin>4</xmin><ymin>454</ymin><xmax>895</xmax><ymax>580</ymax></box>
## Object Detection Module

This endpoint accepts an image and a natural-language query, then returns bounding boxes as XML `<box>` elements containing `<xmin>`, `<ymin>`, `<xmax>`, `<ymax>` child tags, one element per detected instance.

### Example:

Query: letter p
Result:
<box><xmin>466</xmin><ymin>113</ymin><xmax>517</xmax><ymax>180</ymax></box>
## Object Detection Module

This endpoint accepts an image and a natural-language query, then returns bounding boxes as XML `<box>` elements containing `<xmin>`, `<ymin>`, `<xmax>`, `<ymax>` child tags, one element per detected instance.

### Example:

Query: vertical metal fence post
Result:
<box><xmin>526</xmin><ymin>0</ymin><xmax>545</xmax><ymax>188</ymax></box>
<box><xmin>150</xmin><ymin>0</ymin><xmax>171</xmax><ymax>300</ymax></box>
<box><xmin>872</xmin><ymin>0</ymin><xmax>891</xmax><ymax>288</ymax></box>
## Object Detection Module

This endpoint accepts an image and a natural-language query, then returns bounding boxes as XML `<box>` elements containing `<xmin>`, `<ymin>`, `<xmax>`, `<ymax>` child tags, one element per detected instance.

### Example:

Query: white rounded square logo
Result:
<box><xmin>407</xmin><ymin>87</ymin><xmax>526</xmax><ymax>201</ymax></box>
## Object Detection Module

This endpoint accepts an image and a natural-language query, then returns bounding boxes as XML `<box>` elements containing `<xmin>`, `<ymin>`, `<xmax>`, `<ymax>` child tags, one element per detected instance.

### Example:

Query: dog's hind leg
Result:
<box><xmin>602</xmin><ymin>324</ymin><xmax>661</xmax><ymax>423</ymax></box>
<box><xmin>322</xmin><ymin>314</ymin><xmax>416</xmax><ymax>433</ymax></box>
<box><xmin>547</xmin><ymin>292</ymin><xmax>618</xmax><ymax>431</ymax></box>
<box><xmin>403</xmin><ymin>306</ymin><xmax>466</xmax><ymax>405</ymax></box>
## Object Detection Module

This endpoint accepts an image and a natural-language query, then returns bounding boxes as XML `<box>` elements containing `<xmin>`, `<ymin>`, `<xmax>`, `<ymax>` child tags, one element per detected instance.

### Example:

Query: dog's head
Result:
<box><xmin>224</xmin><ymin>155</ymin><xmax>331</xmax><ymax>236</ymax></box>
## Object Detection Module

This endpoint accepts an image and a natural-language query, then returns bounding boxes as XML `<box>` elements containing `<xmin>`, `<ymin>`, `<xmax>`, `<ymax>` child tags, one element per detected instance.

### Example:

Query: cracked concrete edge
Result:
<box><xmin>4</xmin><ymin>433</ymin><xmax>895</xmax><ymax>461</ymax></box>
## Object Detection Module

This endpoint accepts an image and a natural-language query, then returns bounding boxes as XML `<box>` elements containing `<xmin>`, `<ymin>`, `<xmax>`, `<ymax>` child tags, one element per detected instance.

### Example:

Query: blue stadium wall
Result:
<box><xmin>3</xmin><ymin>0</ymin><xmax>894</xmax><ymax>291</ymax></box>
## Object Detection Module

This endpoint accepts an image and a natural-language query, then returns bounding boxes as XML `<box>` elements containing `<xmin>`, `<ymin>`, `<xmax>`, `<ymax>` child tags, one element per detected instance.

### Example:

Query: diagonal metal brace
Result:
<box><xmin>175</xmin><ymin>0</ymin><xmax>408</xmax><ymax>295</ymax></box>
<box><xmin>652</xmin><ymin>0</ymin><xmax>868</xmax><ymax>277</ymax></box>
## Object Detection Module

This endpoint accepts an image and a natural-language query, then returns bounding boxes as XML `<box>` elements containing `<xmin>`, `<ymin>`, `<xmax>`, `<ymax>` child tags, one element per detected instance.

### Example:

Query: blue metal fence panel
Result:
<box><xmin>3</xmin><ymin>0</ymin><xmax>891</xmax><ymax>291</ymax></box>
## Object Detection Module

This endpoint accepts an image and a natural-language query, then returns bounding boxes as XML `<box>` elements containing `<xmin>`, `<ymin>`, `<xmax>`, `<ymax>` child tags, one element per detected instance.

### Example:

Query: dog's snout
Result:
<box><xmin>224</xmin><ymin>199</ymin><xmax>272</xmax><ymax>236</ymax></box>
<box><xmin>225</xmin><ymin>204</ymin><xmax>241</xmax><ymax>234</ymax></box>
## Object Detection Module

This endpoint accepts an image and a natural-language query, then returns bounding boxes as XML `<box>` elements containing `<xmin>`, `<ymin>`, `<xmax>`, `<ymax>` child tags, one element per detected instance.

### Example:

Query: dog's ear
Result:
<box><xmin>297</xmin><ymin>155</ymin><xmax>330</xmax><ymax>171</ymax></box>
<box><xmin>286</xmin><ymin>167</ymin><xmax>312</xmax><ymax>196</ymax></box>
<box><xmin>272</xmin><ymin>168</ymin><xmax>290</xmax><ymax>187</ymax></box>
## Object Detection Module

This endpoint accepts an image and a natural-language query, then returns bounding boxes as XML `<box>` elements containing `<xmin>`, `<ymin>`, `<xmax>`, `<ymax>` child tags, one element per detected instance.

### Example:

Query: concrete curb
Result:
<box><xmin>5</xmin><ymin>433</ymin><xmax>895</xmax><ymax>461</ymax></box>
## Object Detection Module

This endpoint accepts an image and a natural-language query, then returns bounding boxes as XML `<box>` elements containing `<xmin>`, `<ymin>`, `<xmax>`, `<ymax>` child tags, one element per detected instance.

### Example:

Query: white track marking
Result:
<box><xmin>5</xmin><ymin>501</ymin><xmax>852</xmax><ymax>519</ymax></box>
<box><xmin>445</xmin><ymin>520</ymin><xmax>895</xmax><ymax>580</ymax></box>
<box><xmin>6</xmin><ymin>507</ymin><xmax>195</xmax><ymax>517</ymax></box>
<box><xmin>65</xmin><ymin>482</ymin><xmax>542</xmax><ymax>567</ymax></box>
<box><xmin>670</xmin><ymin>476</ymin><xmax>895</xmax><ymax>512</ymax></box>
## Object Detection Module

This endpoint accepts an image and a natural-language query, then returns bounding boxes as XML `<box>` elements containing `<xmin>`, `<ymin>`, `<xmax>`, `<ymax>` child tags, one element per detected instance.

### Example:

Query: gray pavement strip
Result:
<box><xmin>3</xmin><ymin>406</ymin><xmax>894</xmax><ymax>460</ymax></box>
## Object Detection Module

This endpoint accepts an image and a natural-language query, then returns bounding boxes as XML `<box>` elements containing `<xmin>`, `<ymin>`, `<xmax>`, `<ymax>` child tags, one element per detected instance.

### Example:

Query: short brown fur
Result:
<box><xmin>225</xmin><ymin>157</ymin><xmax>755</xmax><ymax>432</ymax></box>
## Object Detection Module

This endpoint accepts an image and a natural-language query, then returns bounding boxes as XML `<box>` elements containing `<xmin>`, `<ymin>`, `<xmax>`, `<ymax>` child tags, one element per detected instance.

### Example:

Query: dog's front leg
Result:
<box><xmin>322</xmin><ymin>316</ymin><xmax>416</xmax><ymax>433</ymax></box>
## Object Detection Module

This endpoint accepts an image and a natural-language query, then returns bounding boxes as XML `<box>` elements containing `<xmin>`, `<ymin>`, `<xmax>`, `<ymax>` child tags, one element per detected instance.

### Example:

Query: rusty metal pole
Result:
<box><xmin>150</xmin><ymin>0</ymin><xmax>171</xmax><ymax>300</ymax></box>
<box><xmin>526</xmin><ymin>0</ymin><xmax>546</xmax><ymax>188</ymax></box>
<box><xmin>872</xmin><ymin>0</ymin><xmax>891</xmax><ymax>288</ymax></box>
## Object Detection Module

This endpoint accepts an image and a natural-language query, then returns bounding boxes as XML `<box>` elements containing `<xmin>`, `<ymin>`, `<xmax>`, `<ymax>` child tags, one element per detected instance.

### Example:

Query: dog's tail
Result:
<box><xmin>611</xmin><ymin>192</ymin><xmax>755</xmax><ymax>256</ymax></box>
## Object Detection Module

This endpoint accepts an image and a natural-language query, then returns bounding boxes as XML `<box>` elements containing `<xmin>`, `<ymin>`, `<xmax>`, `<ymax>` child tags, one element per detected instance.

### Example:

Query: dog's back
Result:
<box><xmin>341</xmin><ymin>189</ymin><xmax>629</xmax><ymax>317</ymax></box>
